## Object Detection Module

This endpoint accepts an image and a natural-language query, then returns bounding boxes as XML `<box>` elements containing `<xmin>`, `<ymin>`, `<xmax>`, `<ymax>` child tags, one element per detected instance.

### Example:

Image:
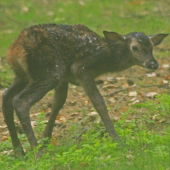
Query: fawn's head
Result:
<box><xmin>103</xmin><ymin>31</ymin><xmax>168</xmax><ymax>71</ymax></box>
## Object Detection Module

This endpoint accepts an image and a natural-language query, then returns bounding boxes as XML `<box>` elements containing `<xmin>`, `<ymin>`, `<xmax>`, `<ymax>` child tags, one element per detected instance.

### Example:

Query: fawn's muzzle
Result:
<box><xmin>145</xmin><ymin>59</ymin><xmax>159</xmax><ymax>70</ymax></box>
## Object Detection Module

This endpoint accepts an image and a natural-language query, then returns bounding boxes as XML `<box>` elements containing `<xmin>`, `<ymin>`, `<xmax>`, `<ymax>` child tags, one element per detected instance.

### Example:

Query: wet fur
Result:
<box><xmin>2</xmin><ymin>23</ymin><xmax>168</xmax><ymax>157</ymax></box>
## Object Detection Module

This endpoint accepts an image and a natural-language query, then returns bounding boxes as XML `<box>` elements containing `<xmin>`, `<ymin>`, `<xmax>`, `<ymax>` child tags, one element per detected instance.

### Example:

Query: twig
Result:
<box><xmin>104</xmin><ymin>85</ymin><xmax>135</xmax><ymax>97</ymax></box>
<box><xmin>68</xmin><ymin>161</ymin><xmax>72</xmax><ymax>170</ymax></box>
<box><xmin>140</xmin><ymin>84</ymin><xmax>158</xmax><ymax>88</ymax></box>
<box><xmin>112</xmin><ymin>94</ymin><xmax>127</xmax><ymax>113</ymax></box>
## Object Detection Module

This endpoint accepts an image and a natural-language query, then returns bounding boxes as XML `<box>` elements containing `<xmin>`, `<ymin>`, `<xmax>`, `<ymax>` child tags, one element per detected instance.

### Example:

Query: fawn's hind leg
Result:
<box><xmin>13</xmin><ymin>74</ymin><xmax>60</xmax><ymax>157</ymax></box>
<box><xmin>2</xmin><ymin>78</ymin><xmax>28</xmax><ymax>156</ymax></box>
<box><xmin>43</xmin><ymin>82</ymin><xmax>68</xmax><ymax>141</ymax></box>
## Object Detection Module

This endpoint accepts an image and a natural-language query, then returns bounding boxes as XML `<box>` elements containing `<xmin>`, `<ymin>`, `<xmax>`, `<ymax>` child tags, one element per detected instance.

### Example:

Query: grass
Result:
<box><xmin>0</xmin><ymin>94</ymin><xmax>170</xmax><ymax>170</ymax></box>
<box><xmin>0</xmin><ymin>0</ymin><xmax>170</xmax><ymax>169</ymax></box>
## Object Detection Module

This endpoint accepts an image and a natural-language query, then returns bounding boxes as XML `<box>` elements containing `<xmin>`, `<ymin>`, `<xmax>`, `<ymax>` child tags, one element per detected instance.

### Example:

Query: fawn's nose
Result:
<box><xmin>145</xmin><ymin>59</ymin><xmax>159</xmax><ymax>70</ymax></box>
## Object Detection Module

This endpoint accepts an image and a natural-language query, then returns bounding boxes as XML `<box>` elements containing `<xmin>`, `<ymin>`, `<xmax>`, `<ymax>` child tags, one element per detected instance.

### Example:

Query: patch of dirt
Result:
<box><xmin>0</xmin><ymin>49</ymin><xmax>170</xmax><ymax>144</ymax></box>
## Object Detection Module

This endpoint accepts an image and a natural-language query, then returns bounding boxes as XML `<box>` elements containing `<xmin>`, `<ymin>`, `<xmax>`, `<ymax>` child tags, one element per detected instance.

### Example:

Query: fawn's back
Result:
<box><xmin>7</xmin><ymin>24</ymin><xmax>109</xmax><ymax>82</ymax></box>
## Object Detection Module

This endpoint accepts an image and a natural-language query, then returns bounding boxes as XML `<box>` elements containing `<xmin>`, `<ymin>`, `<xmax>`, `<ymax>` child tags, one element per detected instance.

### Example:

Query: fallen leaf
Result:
<box><xmin>122</xmin><ymin>83</ymin><xmax>129</xmax><ymax>87</ymax></box>
<box><xmin>109</xmin><ymin>97</ymin><xmax>116</xmax><ymax>103</ymax></box>
<box><xmin>103</xmin><ymin>85</ymin><xmax>117</xmax><ymax>89</ymax></box>
<box><xmin>116</xmin><ymin>77</ymin><xmax>126</xmax><ymax>80</ymax></box>
<box><xmin>130</xmin><ymin>98</ymin><xmax>137</xmax><ymax>102</ymax></box>
<box><xmin>162</xmin><ymin>64</ymin><xmax>169</xmax><ymax>68</ymax></box>
<box><xmin>152</xmin><ymin>114</ymin><xmax>157</xmax><ymax>120</ymax></box>
<box><xmin>84</xmin><ymin>99</ymin><xmax>90</xmax><ymax>106</ymax></box>
<box><xmin>161</xmin><ymin>80</ymin><xmax>169</xmax><ymax>84</ymax></box>
<box><xmin>56</xmin><ymin>115</ymin><xmax>67</xmax><ymax>123</ymax></box>
<box><xmin>94</xmin><ymin>116</ymin><xmax>101</xmax><ymax>123</ymax></box>
<box><xmin>165</xmin><ymin>75</ymin><xmax>170</xmax><ymax>80</ymax></box>
<box><xmin>51</xmin><ymin>138</ymin><xmax>58</xmax><ymax>146</ymax></box>
<box><xmin>121</xmin><ymin>107</ymin><xmax>127</xmax><ymax>112</ymax></box>
<box><xmin>70</xmin><ymin>112</ymin><xmax>79</xmax><ymax>116</ymax></box>
<box><xmin>132</xmin><ymin>99</ymin><xmax>139</xmax><ymax>105</ymax></box>
<box><xmin>0</xmin><ymin>125</ymin><xmax>7</xmax><ymax>130</ymax></box>
<box><xmin>1</xmin><ymin>150</ymin><xmax>13</xmax><ymax>156</ymax></box>
<box><xmin>59</xmin><ymin>116</ymin><xmax>67</xmax><ymax>123</ymax></box>
<box><xmin>68</xmin><ymin>100</ymin><xmax>77</xmax><ymax>106</ymax></box>
<box><xmin>31</xmin><ymin>121</ymin><xmax>38</xmax><ymax>129</ymax></box>
<box><xmin>2</xmin><ymin>131</ymin><xmax>9</xmax><ymax>135</ymax></box>
<box><xmin>146</xmin><ymin>72</ymin><xmax>156</xmax><ymax>77</ymax></box>
<box><xmin>2</xmin><ymin>135</ymin><xmax>8</xmax><ymax>141</ymax></box>
<box><xmin>107</xmin><ymin>155</ymin><xmax>111</xmax><ymax>158</ymax></box>
<box><xmin>88</xmin><ymin>111</ymin><xmax>98</xmax><ymax>116</ymax></box>
<box><xmin>47</xmin><ymin>11</ymin><xmax>54</xmax><ymax>16</ymax></box>
<box><xmin>22</xmin><ymin>6</ymin><xmax>29</xmax><ymax>12</ymax></box>
<box><xmin>112</xmin><ymin>116</ymin><xmax>120</xmax><ymax>122</ymax></box>
<box><xmin>129</xmin><ymin>91</ymin><xmax>137</xmax><ymax>97</ymax></box>
<box><xmin>159</xmin><ymin>118</ymin><xmax>166</xmax><ymax>123</ymax></box>
<box><xmin>145</xmin><ymin>92</ymin><xmax>158</xmax><ymax>98</ymax></box>
<box><xmin>79</xmin><ymin>0</ymin><xmax>85</xmax><ymax>6</ymax></box>
<box><xmin>126</xmin><ymin>154</ymin><xmax>134</xmax><ymax>159</ymax></box>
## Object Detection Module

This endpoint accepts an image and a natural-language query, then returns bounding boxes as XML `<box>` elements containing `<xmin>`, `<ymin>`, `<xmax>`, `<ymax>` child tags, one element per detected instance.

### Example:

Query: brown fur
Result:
<box><xmin>2</xmin><ymin>23</ymin><xmax>168</xmax><ymax>157</ymax></box>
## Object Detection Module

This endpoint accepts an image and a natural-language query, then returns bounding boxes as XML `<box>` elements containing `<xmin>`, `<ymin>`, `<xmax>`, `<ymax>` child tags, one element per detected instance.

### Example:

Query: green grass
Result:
<box><xmin>1</xmin><ymin>0</ymin><xmax>170</xmax><ymax>169</ymax></box>
<box><xmin>0</xmin><ymin>94</ymin><xmax>170</xmax><ymax>170</ymax></box>
<box><xmin>1</xmin><ymin>0</ymin><xmax>170</xmax><ymax>87</ymax></box>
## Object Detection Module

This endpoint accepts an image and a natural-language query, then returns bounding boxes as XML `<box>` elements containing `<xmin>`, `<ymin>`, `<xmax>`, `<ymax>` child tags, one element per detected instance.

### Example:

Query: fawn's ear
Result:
<box><xmin>103</xmin><ymin>31</ymin><xmax>125</xmax><ymax>41</ymax></box>
<box><xmin>149</xmin><ymin>34</ymin><xmax>168</xmax><ymax>46</ymax></box>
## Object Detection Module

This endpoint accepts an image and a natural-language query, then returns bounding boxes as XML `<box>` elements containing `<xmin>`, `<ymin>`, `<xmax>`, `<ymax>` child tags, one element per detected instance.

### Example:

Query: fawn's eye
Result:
<box><xmin>132</xmin><ymin>46</ymin><xmax>139</xmax><ymax>51</ymax></box>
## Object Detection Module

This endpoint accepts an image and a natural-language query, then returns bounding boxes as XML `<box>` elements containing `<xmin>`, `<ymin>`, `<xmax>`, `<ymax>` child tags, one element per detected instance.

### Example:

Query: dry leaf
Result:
<box><xmin>2</xmin><ymin>135</ymin><xmax>8</xmax><ymax>141</ymax></box>
<box><xmin>56</xmin><ymin>115</ymin><xmax>67</xmax><ymax>123</ymax></box>
<box><xmin>60</xmin><ymin>116</ymin><xmax>67</xmax><ymax>123</ymax></box>
<box><xmin>68</xmin><ymin>100</ymin><xmax>77</xmax><ymax>106</ymax></box>
<box><xmin>116</xmin><ymin>77</ymin><xmax>126</xmax><ymax>80</ymax></box>
<box><xmin>84</xmin><ymin>100</ymin><xmax>90</xmax><ymax>106</ymax></box>
<box><xmin>31</xmin><ymin>121</ymin><xmax>37</xmax><ymax>129</ymax></box>
<box><xmin>126</xmin><ymin>154</ymin><xmax>134</xmax><ymax>159</ymax></box>
<box><xmin>47</xmin><ymin>11</ymin><xmax>54</xmax><ymax>16</ymax></box>
<box><xmin>109</xmin><ymin>97</ymin><xmax>116</xmax><ymax>103</ymax></box>
<box><xmin>146</xmin><ymin>72</ymin><xmax>156</xmax><ymax>77</ymax></box>
<box><xmin>94</xmin><ymin>116</ymin><xmax>101</xmax><ymax>124</ymax></box>
<box><xmin>161</xmin><ymin>80</ymin><xmax>169</xmax><ymax>84</ymax></box>
<box><xmin>51</xmin><ymin>138</ymin><xmax>58</xmax><ymax>146</ymax></box>
<box><xmin>162</xmin><ymin>64</ymin><xmax>169</xmax><ymax>68</ymax></box>
<box><xmin>132</xmin><ymin>99</ymin><xmax>139</xmax><ymax>105</ymax></box>
<box><xmin>22</xmin><ymin>6</ymin><xmax>29</xmax><ymax>12</ymax></box>
<box><xmin>1</xmin><ymin>150</ymin><xmax>13</xmax><ymax>156</ymax></box>
<box><xmin>122</xmin><ymin>83</ymin><xmax>129</xmax><ymax>87</ymax></box>
<box><xmin>79</xmin><ymin>0</ymin><xmax>85</xmax><ymax>6</ymax></box>
<box><xmin>0</xmin><ymin>125</ymin><xmax>7</xmax><ymax>130</ymax></box>
<box><xmin>145</xmin><ymin>92</ymin><xmax>158</xmax><ymax>98</ymax></box>
<box><xmin>165</xmin><ymin>75</ymin><xmax>170</xmax><ymax>80</ymax></box>
<box><xmin>121</xmin><ymin>107</ymin><xmax>127</xmax><ymax>112</ymax></box>
<box><xmin>88</xmin><ymin>111</ymin><xmax>98</xmax><ymax>116</ymax></box>
<box><xmin>112</xmin><ymin>116</ymin><xmax>120</xmax><ymax>122</ymax></box>
<box><xmin>103</xmin><ymin>85</ymin><xmax>116</xmax><ymax>89</ymax></box>
<box><xmin>129</xmin><ymin>91</ymin><xmax>137</xmax><ymax>97</ymax></box>
<box><xmin>2</xmin><ymin>131</ymin><xmax>9</xmax><ymax>135</ymax></box>
<box><xmin>159</xmin><ymin>118</ymin><xmax>166</xmax><ymax>123</ymax></box>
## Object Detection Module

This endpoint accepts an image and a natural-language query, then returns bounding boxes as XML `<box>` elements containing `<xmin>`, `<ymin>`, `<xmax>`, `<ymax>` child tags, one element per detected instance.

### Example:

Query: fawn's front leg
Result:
<box><xmin>75</xmin><ymin>68</ymin><xmax>119</xmax><ymax>141</ymax></box>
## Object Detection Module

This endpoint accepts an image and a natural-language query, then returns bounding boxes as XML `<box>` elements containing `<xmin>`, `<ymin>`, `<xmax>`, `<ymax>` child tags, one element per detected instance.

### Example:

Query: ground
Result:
<box><xmin>1</xmin><ymin>46</ymin><xmax>170</xmax><ymax>143</ymax></box>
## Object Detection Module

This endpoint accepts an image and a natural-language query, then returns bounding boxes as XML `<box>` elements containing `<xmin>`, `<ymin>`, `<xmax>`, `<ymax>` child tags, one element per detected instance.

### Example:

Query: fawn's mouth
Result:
<box><xmin>142</xmin><ymin>60</ymin><xmax>159</xmax><ymax>71</ymax></box>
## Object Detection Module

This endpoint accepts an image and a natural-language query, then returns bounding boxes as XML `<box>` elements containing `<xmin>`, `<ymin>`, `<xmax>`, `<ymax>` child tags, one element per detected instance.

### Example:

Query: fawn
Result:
<box><xmin>2</xmin><ymin>24</ymin><xmax>168</xmax><ymax>157</ymax></box>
